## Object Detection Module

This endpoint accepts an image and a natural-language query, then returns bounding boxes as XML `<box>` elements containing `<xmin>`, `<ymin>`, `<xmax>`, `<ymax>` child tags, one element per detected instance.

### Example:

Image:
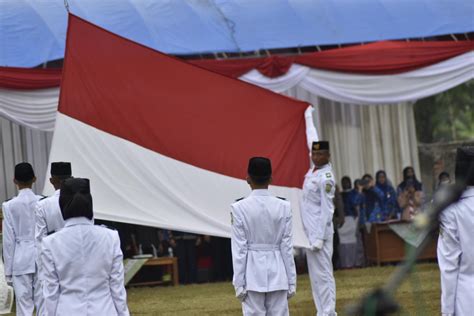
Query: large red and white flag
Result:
<box><xmin>47</xmin><ymin>15</ymin><xmax>312</xmax><ymax>246</ymax></box>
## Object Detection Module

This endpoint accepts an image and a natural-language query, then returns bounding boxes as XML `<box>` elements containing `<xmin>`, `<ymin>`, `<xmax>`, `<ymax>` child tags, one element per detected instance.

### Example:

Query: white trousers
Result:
<box><xmin>242</xmin><ymin>290</ymin><xmax>288</xmax><ymax>316</ymax></box>
<box><xmin>12</xmin><ymin>273</ymin><xmax>40</xmax><ymax>316</ymax></box>
<box><xmin>35</xmin><ymin>261</ymin><xmax>44</xmax><ymax>316</ymax></box>
<box><xmin>306</xmin><ymin>232</ymin><xmax>337</xmax><ymax>316</ymax></box>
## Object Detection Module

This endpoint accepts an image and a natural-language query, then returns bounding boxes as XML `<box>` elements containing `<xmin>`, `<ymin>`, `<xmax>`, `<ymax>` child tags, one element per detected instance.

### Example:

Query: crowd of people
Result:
<box><xmin>1</xmin><ymin>162</ymin><xmax>129</xmax><ymax>315</ymax></box>
<box><xmin>94</xmin><ymin>222</ymin><xmax>234</xmax><ymax>285</ymax></box>
<box><xmin>334</xmin><ymin>167</ymin><xmax>453</xmax><ymax>269</ymax></box>
<box><xmin>1</xmin><ymin>143</ymin><xmax>471</xmax><ymax>316</ymax></box>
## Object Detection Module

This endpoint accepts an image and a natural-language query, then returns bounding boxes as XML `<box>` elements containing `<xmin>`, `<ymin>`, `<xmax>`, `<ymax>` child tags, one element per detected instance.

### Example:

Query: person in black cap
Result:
<box><xmin>40</xmin><ymin>178</ymin><xmax>130</xmax><ymax>316</ymax></box>
<box><xmin>36</xmin><ymin>162</ymin><xmax>72</xmax><ymax>240</ymax></box>
<box><xmin>231</xmin><ymin>157</ymin><xmax>296</xmax><ymax>315</ymax></box>
<box><xmin>438</xmin><ymin>146</ymin><xmax>474</xmax><ymax>316</ymax></box>
<box><xmin>300</xmin><ymin>141</ymin><xmax>338</xmax><ymax>316</ymax></box>
<box><xmin>2</xmin><ymin>162</ymin><xmax>43</xmax><ymax>315</ymax></box>
<box><xmin>34</xmin><ymin>162</ymin><xmax>72</xmax><ymax>314</ymax></box>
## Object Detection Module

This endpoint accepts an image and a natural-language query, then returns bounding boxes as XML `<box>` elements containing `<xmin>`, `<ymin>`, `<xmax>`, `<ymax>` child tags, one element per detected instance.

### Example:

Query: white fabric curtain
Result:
<box><xmin>0</xmin><ymin>117</ymin><xmax>52</xmax><ymax>202</ymax></box>
<box><xmin>282</xmin><ymin>87</ymin><xmax>420</xmax><ymax>186</ymax></box>
<box><xmin>243</xmin><ymin>51</ymin><xmax>474</xmax><ymax>104</ymax></box>
<box><xmin>0</xmin><ymin>88</ymin><xmax>59</xmax><ymax>131</ymax></box>
<box><xmin>0</xmin><ymin>51</ymin><xmax>473</xmax><ymax>132</ymax></box>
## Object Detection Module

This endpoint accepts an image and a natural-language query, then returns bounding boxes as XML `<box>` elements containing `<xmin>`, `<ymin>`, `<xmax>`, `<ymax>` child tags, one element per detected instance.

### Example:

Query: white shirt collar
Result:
<box><xmin>249</xmin><ymin>189</ymin><xmax>271</xmax><ymax>197</ymax></box>
<box><xmin>65</xmin><ymin>217</ymin><xmax>94</xmax><ymax>227</ymax></box>
<box><xmin>309</xmin><ymin>163</ymin><xmax>332</xmax><ymax>174</ymax></box>
<box><xmin>462</xmin><ymin>186</ymin><xmax>474</xmax><ymax>198</ymax></box>
<box><xmin>18</xmin><ymin>188</ymin><xmax>34</xmax><ymax>196</ymax></box>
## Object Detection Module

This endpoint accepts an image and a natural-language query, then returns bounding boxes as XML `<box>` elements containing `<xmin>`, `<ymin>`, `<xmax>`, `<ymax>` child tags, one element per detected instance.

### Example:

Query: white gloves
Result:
<box><xmin>304</xmin><ymin>106</ymin><xmax>315</xmax><ymax>119</ymax></box>
<box><xmin>235</xmin><ymin>286</ymin><xmax>247</xmax><ymax>302</ymax></box>
<box><xmin>5</xmin><ymin>275</ymin><xmax>12</xmax><ymax>286</ymax></box>
<box><xmin>310</xmin><ymin>239</ymin><xmax>324</xmax><ymax>252</ymax></box>
<box><xmin>287</xmin><ymin>284</ymin><xmax>296</xmax><ymax>299</ymax></box>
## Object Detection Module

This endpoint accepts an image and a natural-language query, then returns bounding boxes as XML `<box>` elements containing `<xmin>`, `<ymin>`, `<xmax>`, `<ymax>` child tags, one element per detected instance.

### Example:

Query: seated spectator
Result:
<box><xmin>337</xmin><ymin>176</ymin><xmax>359</xmax><ymax>268</ymax></box>
<box><xmin>362</xmin><ymin>174</ymin><xmax>385</xmax><ymax>223</ymax></box>
<box><xmin>352</xmin><ymin>179</ymin><xmax>367</xmax><ymax>267</ymax></box>
<box><xmin>157</xmin><ymin>230</ymin><xmax>172</xmax><ymax>257</ymax></box>
<box><xmin>397</xmin><ymin>166</ymin><xmax>423</xmax><ymax>195</ymax></box>
<box><xmin>340</xmin><ymin>176</ymin><xmax>355</xmax><ymax>217</ymax></box>
<box><xmin>375</xmin><ymin>170</ymin><xmax>399</xmax><ymax>220</ymax></box>
<box><xmin>397</xmin><ymin>179</ymin><xmax>423</xmax><ymax>220</ymax></box>
<box><xmin>170</xmin><ymin>231</ymin><xmax>198</xmax><ymax>284</ymax></box>
<box><xmin>196</xmin><ymin>235</ymin><xmax>213</xmax><ymax>283</ymax></box>
<box><xmin>437</xmin><ymin>171</ymin><xmax>451</xmax><ymax>188</ymax></box>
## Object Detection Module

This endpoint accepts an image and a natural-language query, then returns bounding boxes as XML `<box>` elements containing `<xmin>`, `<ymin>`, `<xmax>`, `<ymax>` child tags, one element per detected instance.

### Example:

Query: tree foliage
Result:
<box><xmin>414</xmin><ymin>80</ymin><xmax>474</xmax><ymax>143</ymax></box>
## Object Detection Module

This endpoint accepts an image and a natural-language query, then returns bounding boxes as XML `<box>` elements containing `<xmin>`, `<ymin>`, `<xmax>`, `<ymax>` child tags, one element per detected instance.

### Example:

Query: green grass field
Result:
<box><xmin>126</xmin><ymin>263</ymin><xmax>440</xmax><ymax>315</ymax></box>
<box><xmin>5</xmin><ymin>263</ymin><xmax>440</xmax><ymax>315</ymax></box>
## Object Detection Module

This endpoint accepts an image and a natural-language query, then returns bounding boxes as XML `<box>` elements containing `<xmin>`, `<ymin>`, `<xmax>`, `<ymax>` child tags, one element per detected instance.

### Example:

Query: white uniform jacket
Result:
<box><xmin>300</xmin><ymin>164</ymin><xmax>336</xmax><ymax>245</ymax></box>
<box><xmin>2</xmin><ymin>188</ymin><xmax>41</xmax><ymax>276</ymax></box>
<box><xmin>41</xmin><ymin>217</ymin><xmax>129</xmax><ymax>316</ymax></box>
<box><xmin>35</xmin><ymin>190</ymin><xmax>65</xmax><ymax>244</ymax></box>
<box><xmin>231</xmin><ymin>189</ymin><xmax>296</xmax><ymax>293</ymax></box>
<box><xmin>437</xmin><ymin>186</ymin><xmax>474</xmax><ymax>316</ymax></box>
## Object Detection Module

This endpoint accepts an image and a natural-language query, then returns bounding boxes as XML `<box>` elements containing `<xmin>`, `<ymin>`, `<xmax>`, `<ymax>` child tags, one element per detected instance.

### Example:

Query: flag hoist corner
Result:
<box><xmin>48</xmin><ymin>14</ymin><xmax>313</xmax><ymax>247</ymax></box>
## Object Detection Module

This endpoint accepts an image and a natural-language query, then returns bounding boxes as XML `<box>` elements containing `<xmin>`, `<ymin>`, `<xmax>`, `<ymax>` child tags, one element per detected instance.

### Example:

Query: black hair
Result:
<box><xmin>438</xmin><ymin>172</ymin><xmax>449</xmax><ymax>180</ymax></box>
<box><xmin>249</xmin><ymin>175</ymin><xmax>271</xmax><ymax>186</ymax></box>
<box><xmin>455</xmin><ymin>147</ymin><xmax>474</xmax><ymax>186</ymax></box>
<box><xmin>362</xmin><ymin>173</ymin><xmax>373</xmax><ymax>180</ymax></box>
<box><xmin>402</xmin><ymin>166</ymin><xmax>417</xmax><ymax>182</ymax></box>
<box><xmin>15</xmin><ymin>179</ymin><xmax>35</xmax><ymax>186</ymax></box>
<box><xmin>341</xmin><ymin>176</ymin><xmax>352</xmax><ymax>183</ymax></box>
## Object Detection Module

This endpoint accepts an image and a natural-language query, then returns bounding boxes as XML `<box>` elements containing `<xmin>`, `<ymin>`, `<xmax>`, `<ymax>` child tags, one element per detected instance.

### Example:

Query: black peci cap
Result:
<box><xmin>14</xmin><ymin>162</ymin><xmax>35</xmax><ymax>182</ymax></box>
<box><xmin>312</xmin><ymin>141</ymin><xmax>329</xmax><ymax>151</ymax></box>
<box><xmin>51</xmin><ymin>162</ymin><xmax>72</xmax><ymax>177</ymax></box>
<box><xmin>59</xmin><ymin>178</ymin><xmax>93</xmax><ymax>220</ymax></box>
<box><xmin>248</xmin><ymin>157</ymin><xmax>272</xmax><ymax>179</ymax></box>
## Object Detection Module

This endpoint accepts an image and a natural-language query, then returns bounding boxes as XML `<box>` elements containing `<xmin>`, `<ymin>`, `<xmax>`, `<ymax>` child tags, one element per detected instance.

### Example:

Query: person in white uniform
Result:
<box><xmin>231</xmin><ymin>157</ymin><xmax>297</xmax><ymax>316</ymax></box>
<box><xmin>41</xmin><ymin>178</ymin><xmax>129</xmax><ymax>316</ymax></box>
<box><xmin>301</xmin><ymin>141</ymin><xmax>337</xmax><ymax>316</ymax></box>
<box><xmin>36</xmin><ymin>162</ymin><xmax>71</xmax><ymax>242</ymax></box>
<box><xmin>35</xmin><ymin>162</ymin><xmax>71</xmax><ymax>315</ymax></box>
<box><xmin>437</xmin><ymin>146</ymin><xmax>474</xmax><ymax>316</ymax></box>
<box><xmin>2</xmin><ymin>162</ymin><xmax>42</xmax><ymax>315</ymax></box>
<box><xmin>0</xmin><ymin>247</ymin><xmax>14</xmax><ymax>314</ymax></box>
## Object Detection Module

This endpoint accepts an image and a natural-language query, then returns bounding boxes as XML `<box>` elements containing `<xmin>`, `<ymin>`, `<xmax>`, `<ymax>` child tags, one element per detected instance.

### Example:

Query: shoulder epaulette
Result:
<box><xmin>276</xmin><ymin>196</ymin><xmax>287</xmax><ymax>200</ymax></box>
<box><xmin>3</xmin><ymin>198</ymin><xmax>13</xmax><ymax>203</ymax></box>
<box><xmin>235</xmin><ymin>197</ymin><xmax>244</xmax><ymax>202</ymax></box>
<box><xmin>40</xmin><ymin>196</ymin><xmax>49</xmax><ymax>201</ymax></box>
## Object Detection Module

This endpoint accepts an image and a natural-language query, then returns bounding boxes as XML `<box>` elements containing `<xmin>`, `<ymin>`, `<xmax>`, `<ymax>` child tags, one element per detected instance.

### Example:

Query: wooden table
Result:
<box><xmin>365</xmin><ymin>222</ymin><xmax>438</xmax><ymax>266</ymax></box>
<box><xmin>128</xmin><ymin>257</ymin><xmax>179</xmax><ymax>287</ymax></box>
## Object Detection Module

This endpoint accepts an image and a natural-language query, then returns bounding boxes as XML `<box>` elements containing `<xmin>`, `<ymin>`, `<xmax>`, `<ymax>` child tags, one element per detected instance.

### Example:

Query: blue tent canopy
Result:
<box><xmin>1</xmin><ymin>0</ymin><xmax>473</xmax><ymax>67</ymax></box>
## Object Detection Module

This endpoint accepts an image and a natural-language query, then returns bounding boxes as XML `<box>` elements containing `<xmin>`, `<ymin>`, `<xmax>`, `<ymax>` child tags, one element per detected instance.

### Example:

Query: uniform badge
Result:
<box><xmin>326</xmin><ymin>173</ymin><xmax>331</xmax><ymax>178</ymax></box>
<box><xmin>325</xmin><ymin>183</ymin><xmax>332</xmax><ymax>193</ymax></box>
